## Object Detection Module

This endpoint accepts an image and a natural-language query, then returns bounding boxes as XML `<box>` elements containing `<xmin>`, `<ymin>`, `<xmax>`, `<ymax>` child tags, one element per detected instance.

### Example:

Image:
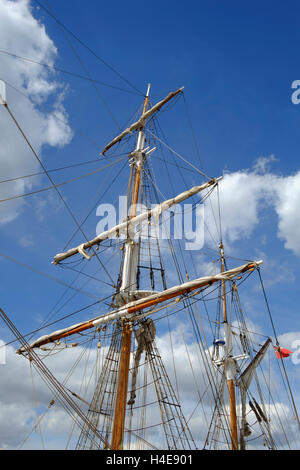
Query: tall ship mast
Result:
<box><xmin>1</xmin><ymin>81</ymin><xmax>299</xmax><ymax>451</ymax></box>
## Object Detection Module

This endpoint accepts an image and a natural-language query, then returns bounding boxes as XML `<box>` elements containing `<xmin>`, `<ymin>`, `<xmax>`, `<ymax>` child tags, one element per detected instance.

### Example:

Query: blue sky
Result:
<box><xmin>0</xmin><ymin>0</ymin><xmax>299</xmax><ymax>449</ymax></box>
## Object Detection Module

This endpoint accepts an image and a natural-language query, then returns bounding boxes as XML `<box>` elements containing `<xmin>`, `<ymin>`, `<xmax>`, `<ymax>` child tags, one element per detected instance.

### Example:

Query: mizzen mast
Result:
<box><xmin>219</xmin><ymin>242</ymin><xmax>239</xmax><ymax>450</ymax></box>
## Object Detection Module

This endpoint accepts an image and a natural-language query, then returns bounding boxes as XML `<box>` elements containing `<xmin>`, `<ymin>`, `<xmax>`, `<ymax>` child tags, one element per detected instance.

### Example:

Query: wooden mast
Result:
<box><xmin>110</xmin><ymin>320</ymin><xmax>132</xmax><ymax>449</ymax></box>
<box><xmin>110</xmin><ymin>85</ymin><xmax>150</xmax><ymax>450</ymax></box>
<box><xmin>219</xmin><ymin>242</ymin><xmax>239</xmax><ymax>451</ymax></box>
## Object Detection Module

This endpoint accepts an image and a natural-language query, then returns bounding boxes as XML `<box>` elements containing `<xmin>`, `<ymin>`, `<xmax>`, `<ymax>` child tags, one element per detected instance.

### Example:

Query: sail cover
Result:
<box><xmin>52</xmin><ymin>177</ymin><xmax>221</xmax><ymax>264</ymax></box>
<box><xmin>19</xmin><ymin>259</ymin><xmax>262</xmax><ymax>351</ymax></box>
<box><xmin>101</xmin><ymin>87</ymin><xmax>184</xmax><ymax>155</ymax></box>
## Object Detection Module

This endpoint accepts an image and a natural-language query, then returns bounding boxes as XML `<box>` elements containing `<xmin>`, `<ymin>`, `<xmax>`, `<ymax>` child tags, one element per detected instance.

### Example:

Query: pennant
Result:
<box><xmin>274</xmin><ymin>346</ymin><xmax>293</xmax><ymax>359</ymax></box>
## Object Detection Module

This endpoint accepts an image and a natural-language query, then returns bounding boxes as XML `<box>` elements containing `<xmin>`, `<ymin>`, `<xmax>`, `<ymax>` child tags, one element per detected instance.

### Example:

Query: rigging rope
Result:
<box><xmin>0</xmin><ymin>49</ymin><xmax>141</xmax><ymax>96</ymax></box>
<box><xmin>0</xmin><ymin>157</ymin><xmax>127</xmax><ymax>204</ymax></box>
<box><xmin>32</xmin><ymin>0</ymin><xmax>143</xmax><ymax>97</ymax></box>
<box><xmin>145</xmin><ymin>128</ymin><xmax>211</xmax><ymax>180</ymax></box>
<box><xmin>43</xmin><ymin>0</ymin><xmax>120</xmax><ymax>129</ymax></box>
<box><xmin>0</xmin><ymin>252</ymin><xmax>105</xmax><ymax>298</ymax></box>
<box><xmin>1</xmin><ymin>100</ymin><xmax>115</xmax><ymax>286</ymax></box>
<box><xmin>257</xmin><ymin>268</ymin><xmax>300</xmax><ymax>430</ymax></box>
<box><xmin>2</xmin><ymin>79</ymin><xmax>103</xmax><ymax>148</ymax></box>
<box><xmin>0</xmin><ymin>157</ymin><xmax>105</xmax><ymax>184</ymax></box>
<box><xmin>0</xmin><ymin>308</ymin><xmax>111</xmax><ymax>449</ymax></box>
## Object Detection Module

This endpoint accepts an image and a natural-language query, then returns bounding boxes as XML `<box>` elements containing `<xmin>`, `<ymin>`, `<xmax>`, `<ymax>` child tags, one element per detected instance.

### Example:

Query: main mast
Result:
<box><xmin>110</xmin><ymin>84</ymin><xmax>150</xmax><ymax>450</ymax></box>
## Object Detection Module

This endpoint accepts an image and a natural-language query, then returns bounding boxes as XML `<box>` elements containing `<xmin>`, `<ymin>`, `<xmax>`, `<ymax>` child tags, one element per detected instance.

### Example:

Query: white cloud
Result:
<box><xmin>205</xmin><ymin>167</ymin><xmax>277</xmax><ymax>245</ymax></box>
<box><xmin>0</xmin><ymin>402</ymin><xmax>35</xmax><ymax>448</ymax></box>
<box><xmin>0</xmin><ymin>0</ymin><xmax>72</xmax><ymax>225</ymax></box>
<box><xmin>18</xmin><ymin>235</ymin><xmax>34</xmax><ymax>247</ymax></box>
<box><xmin>277</xmin><ymin>331</ymin><xmax>300</xmax><ymax>356</ymax></box>
<box><xmin>275</xmin><ymin>172</ymin><xmax>300</xmax><ymax>256</ymax></box>
<box><xmin>0</xmin><ymin>322</ymin><xmax>298</xmax><ymax>450</ymax></box>
<box><xmin>0</xmin><ymin>343</ymin><xmax>97</xmax><ymax>449</ymax></box>
<box><xmin>203</xmin><ymin>156</ymin><xmax>300</xmax><ymax>257</ymax></box>
<box><xmin>253</xmin><ymin>154</ymin><xmax>278</xmax><ymax>174</ymax></box>
<box><xmin>253</xmin><ymin>249</ymin><xmax>295</xmax><ymax>288</ymax></box>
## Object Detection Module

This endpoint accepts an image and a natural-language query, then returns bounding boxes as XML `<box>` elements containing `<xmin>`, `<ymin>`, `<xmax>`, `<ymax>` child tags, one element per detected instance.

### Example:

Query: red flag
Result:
<box><xmin>274</xmin><ymin>346</ymin><xmax>293</xmax><ymax>359</ymax></box>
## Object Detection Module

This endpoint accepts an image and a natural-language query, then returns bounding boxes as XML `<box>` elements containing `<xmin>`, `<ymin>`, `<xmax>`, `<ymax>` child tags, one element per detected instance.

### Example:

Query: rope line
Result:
<box><xmin>33</xmin><ymin>0</ymin><xmax>143</xmax><ymax>97</ymax></box>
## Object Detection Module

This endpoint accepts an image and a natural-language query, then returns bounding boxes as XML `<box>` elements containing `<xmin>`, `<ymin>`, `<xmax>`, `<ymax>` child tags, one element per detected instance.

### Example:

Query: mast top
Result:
<box><xmin>142</xmin><ymin>83</ymin><xmax>151</xmax><ymax>114</ymax></box>
<box><xmin>101</xmin><ymin>86</ymin><xmax>184</xmax><ymax>155</ymax></box>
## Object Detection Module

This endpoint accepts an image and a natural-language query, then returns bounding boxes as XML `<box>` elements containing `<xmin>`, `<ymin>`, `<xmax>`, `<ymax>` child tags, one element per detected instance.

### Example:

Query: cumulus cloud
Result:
<box><xmin>203</xmin><ymin>156</ymin><xmax>300</xmax><ymax>257</ymax></box>
<box><xmin>275</xmin><ymin>172</ymin><xmax>300</xmax><ymax>256</ymax></box>
<box><xmin>0</xmin><ymin>322</ymin><xmax>298</xmax><ymax>450</ymax></box>
<box><xmin>0</xmin><ymin>343</ymin><xmax>97</xmax><ymax>449</ymax></box>
<box><xmin>0</xmin><ymin>0</ymin><xmax>72</xmax><ymax>225</ymax></box>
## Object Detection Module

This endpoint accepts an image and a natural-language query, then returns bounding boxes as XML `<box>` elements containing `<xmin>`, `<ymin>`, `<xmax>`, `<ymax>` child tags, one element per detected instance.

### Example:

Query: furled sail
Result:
<box><xmin>19</xmin><ymin>260</ymin><xmax>262</xmax><ymax>351</ymax></box>
<box><xmin>101</xmin><ymin>87</ymin><xmax>184</xmax><ymax>155</ymax></box>
<box><xmin>52</xmin><ymin>177</ymin><xmax>221</xmax><ymax>264</ymax></box>
<box><xmin>238</xmin><ymin>338</ymin><xmax>272</xmax><ymax>450</ymax></box>
<box><xmin>237</xmin><ymin>338</ymin><xmax>272</xmax><ymax>392</ymax></box>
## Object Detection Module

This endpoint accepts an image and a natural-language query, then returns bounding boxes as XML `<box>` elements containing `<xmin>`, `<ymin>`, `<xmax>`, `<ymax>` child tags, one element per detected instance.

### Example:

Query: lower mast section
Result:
<box><xmin>227</xmin><ymin>367</ymin><xmax>239</xmax><ymax>450</ymax></box>
<box><xmin>111</xmin><ymin>321</ymin><xmax>132</xmax><ymax>449</ymax></box>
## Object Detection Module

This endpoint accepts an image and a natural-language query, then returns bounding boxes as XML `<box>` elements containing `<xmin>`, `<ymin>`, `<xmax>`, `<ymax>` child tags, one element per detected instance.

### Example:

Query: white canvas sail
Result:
<box><xmin>53</xmin><ymin>177</ymin><xmax>221</xmax><ymax>264</ymax></box>
<box><xmin>20</xmin><ymin>259</ymin><xmax>262</xmax><ymax>351</ymax></box>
